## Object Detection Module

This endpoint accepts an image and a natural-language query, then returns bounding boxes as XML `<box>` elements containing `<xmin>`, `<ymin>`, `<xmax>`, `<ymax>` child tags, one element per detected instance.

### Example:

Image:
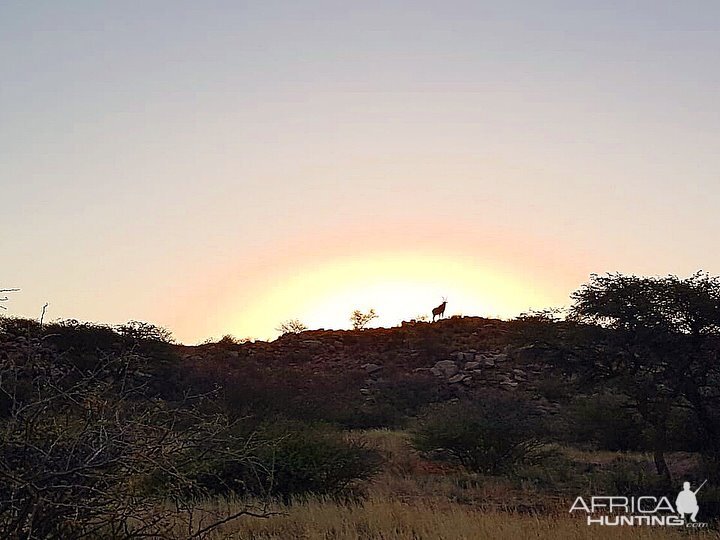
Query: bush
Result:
<box><xmin>260</xmin><ymin>421</ymin><xmax>382</xmax><ymax>500</ymax></box>
<box><xmin>411</xmin><ymin>395</ymin><xmax>547</xmax><ymax>475</ymax></box>
<box><xmin>600</xmin><ymin>457</ymin><xmax>669</xmax><ymax>496</ymax></box>
<box><xmin>564</xmin><ymin>393</ymin><xmax>644</xmax><ymax>451</ymax></box>
<box><xmin>0</xmin><ymin>337</ymin><xmax>270</xmax><ymax>538</ymax></box>
<box><xmin>115</xmin><ymin>320</ymin><xmax>174</xmax><ymax>343</ymax></box>
<box><xmin>276</xmin><ymin>319</ymin><xmax>308</xmax><ymax>335</ymax></box>
<box><xmin>195</xmin><ymin>420</ymin><xmax>382</xmax><ymax>502</ymax></box>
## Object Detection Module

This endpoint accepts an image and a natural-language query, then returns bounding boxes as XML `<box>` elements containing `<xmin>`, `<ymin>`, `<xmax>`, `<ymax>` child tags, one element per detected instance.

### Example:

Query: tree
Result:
<box><xmin>350</xmin><ymin>309</ymin><xmax>377</xmax><ymax>330</ymax></box>
<box><xmin>276</xmin><ymin>319</ymin><xmax>308</xmax><ymax>335</ymax></box>
<box><xmin>569</xmin><ymin>271</ymin><xmax>720</xmax><ymax>482</ymax></box>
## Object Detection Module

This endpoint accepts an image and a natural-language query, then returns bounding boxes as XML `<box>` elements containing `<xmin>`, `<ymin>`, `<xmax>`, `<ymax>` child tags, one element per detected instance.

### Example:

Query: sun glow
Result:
<box><xmin>225</xmin><ymin>252</ymin><xmax>557</xmax><ymax>340</ymax></box>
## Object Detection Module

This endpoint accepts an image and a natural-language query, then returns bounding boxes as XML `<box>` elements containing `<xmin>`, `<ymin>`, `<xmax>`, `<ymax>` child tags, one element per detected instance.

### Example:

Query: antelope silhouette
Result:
<box><xmin>432</xmin><ymin>297</ymin><xmax>447</xmax><ymax>322</ymax></box>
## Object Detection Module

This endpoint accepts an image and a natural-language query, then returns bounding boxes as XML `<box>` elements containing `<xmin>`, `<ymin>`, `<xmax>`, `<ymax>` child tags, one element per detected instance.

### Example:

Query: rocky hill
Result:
<box><xmin>178</xmin><ymin>316</ymin><xmax>564</xmax><ymax>425</ymax></box>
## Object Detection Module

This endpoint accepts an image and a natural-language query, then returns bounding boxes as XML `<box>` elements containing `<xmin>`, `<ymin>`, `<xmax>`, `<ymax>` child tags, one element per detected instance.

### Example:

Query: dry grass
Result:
<box><xmin>170</xmin><ymin>430</ymin><xmax>720</xmax><ymax>539</ymax></box>
<box><xmin>182</xmin><ymin>496</ymin><xmax>720</xmax><ymax>539</ymax></box>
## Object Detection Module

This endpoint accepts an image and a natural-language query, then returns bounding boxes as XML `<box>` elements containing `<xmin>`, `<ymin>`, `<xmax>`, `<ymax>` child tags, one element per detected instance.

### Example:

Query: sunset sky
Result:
<box><xmin>2</xmin><ymin>1</ymin><xmax>719</xmax><ymax>343</ymax></box>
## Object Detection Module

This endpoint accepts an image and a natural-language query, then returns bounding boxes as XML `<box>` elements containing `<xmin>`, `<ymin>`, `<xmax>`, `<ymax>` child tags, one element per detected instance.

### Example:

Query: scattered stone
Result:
<box><xmin>448</xmin><ymin>373</ymin><xmax>466</xmax><ymax>384</ymax></box>
<box><xmin>464</xmin><ymin>361</ymin><xmax>481</xmax><ymax>370</ymax></box>
<box><xmin>433</xmin><ymin>360</ymin><xmax>459</xmax><ymax>377</ymax></box>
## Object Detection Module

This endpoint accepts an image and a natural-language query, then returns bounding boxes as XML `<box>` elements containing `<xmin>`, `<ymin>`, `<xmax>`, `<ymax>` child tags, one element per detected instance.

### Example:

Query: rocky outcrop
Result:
<box><xmin>424</xmin><ymin>347</ymin><xmax>552</xmax><ymax>394</ymax></box>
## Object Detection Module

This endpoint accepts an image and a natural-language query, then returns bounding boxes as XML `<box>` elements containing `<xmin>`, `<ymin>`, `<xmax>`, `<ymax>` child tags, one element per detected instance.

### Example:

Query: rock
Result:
<box><xmin>359</xmin><ymin>388</ymin><xmax>371</xmax><ymax>395</ymax></box>
<box><xmin>433</xmin><ymin>360</ymin><xmax>459</xmax><ymax>378</ymax></box>
<box><xmin>430</xmin><ymin>367</ymin><xmax>442</xmax><ymax>377</ymax></box>
<box><xmin>483</xmin><ymin>358</ymin><xmax>495</xmax><ymax>367</ymax></box>
<box><xmin>456</xmin><ymin>352</ymin><xmax>475</xmax><ymax>362</ymax></box>
<box><xmin>448</xmin><ymin>373</ymin><xmax>466</xmax><ymax>384</ymax></box>
<box><xmin>464</xmin><ymin>361</ymin><xmax>481</xmax><ymax>370</ymax></box>
<box><xmin>362</xmin><ymin>363</ymin><xmax>383</xmax><ymax>374</ymax></box>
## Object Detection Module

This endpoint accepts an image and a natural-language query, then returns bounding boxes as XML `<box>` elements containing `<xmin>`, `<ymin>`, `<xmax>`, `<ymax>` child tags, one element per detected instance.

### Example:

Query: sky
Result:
<box><xmin>1</xmin><ymin>1</ymin><xmax>719</xmax><ymax>343</ymax></box>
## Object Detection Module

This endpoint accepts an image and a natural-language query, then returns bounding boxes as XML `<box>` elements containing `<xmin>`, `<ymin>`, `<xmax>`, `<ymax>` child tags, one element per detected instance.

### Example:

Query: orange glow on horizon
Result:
<box><xmin>220</xmin><ymin>250</ymin><xmax>564</xmax><ymax>341</ymax></box>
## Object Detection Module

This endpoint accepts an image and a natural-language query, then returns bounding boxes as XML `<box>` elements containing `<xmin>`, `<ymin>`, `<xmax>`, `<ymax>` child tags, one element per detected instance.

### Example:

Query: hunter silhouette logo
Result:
<box><xmin>676</xmin><ymin>480</ymin><xmax>706</xmax><ymax>523</ymax></box>
<box><xmin>570</xmin><ymin>480</ymin><xmax>708</xmax><ymax>528</ymax></box>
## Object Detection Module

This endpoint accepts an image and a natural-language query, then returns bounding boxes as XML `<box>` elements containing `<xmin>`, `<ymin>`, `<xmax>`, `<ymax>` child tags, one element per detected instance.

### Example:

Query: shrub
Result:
<box><xmin>411</xmin><ymin>395</ymin><xmax>547</xmax><ymax>475</ymax></box>
<box><xmin>0</xmin><ymin>338</ymin><xmax>272</xmax><ymax>538</ymax></box>
<box><xmin>350</xmin><ymin>309</ymin><xmax>377</xmax><ymax>330</ymax></box>
<box><xmin>115</xmin><ymin>320</ymin><xmax>174</xmax><ymax>343</ymax></box>
<box><xmin>196</xmin><ymin>420</ymin><xmax>382</xmax><ymax>502</ymax></box>
<box><xmin>276</xmin><ymin>319</ymin><xmax>308</xmax><ymax>335</ymax></box>
<box><xmin>564</xmin><ymin>393</ymin><xmax>644</xmax><ymax>451</ymax></box>
<box><xmin>600</xmin><ymin>457</ymin><xmax>668</xmax><ymax>496</ymax></box>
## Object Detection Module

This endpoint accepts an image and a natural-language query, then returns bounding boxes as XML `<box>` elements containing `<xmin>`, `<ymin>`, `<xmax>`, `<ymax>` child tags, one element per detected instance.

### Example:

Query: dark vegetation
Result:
<box><xmin>2</xmin><ymin>271</ymin><xmax>720</xmax><ymax>536</ymax></box>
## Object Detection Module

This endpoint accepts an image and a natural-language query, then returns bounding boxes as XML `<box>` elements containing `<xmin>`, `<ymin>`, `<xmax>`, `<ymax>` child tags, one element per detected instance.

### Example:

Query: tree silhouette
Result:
<box><xmin>569</xmin><ymin>271</ymin><xmax>720</xmax><ymax>482</ymax></box>
<box><xmin>350</xmin><ymin>309</ymin><xmax>377</xmax><ymax>330</ymax></box>
<box><xmin>276</xmin><ymin>319</ymin><xmax>308</xmax><ymax>335</ymax></box>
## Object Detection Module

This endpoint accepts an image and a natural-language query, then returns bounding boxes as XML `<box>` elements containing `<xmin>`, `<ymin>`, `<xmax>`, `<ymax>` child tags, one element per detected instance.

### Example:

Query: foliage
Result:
<box><xmin>276</xmin><ymin>319</ymin><xmax>308</xmax><ymax>335</ymax></box>
<box><xmin>216</xmin><ymin>334</ymin><xmax>252</xmax><ymax>346</ymax></box>
<box><xmin>195</xmin><ymin>421</ymin><xmax>382</xmax><ymax>502</ymax></box>
<box><xmin>116</xmin><ymin>319</ymin><xmax>174</xmax><ymax>343</ymax></box>
<box><xmin>563</xmin><ymin>393</ymin><xmax>645</xmax><ymax>451</ymax></box>
<box><xmin>568</xmin><ymin>271</ymin><xmax>720</xmax><ymax>481</ymax></box>
<box><xmin>411</xmin><ymin>395</ymin><xmax>547</xmax><ymax>475</ymax></box>
<box><xmin>599</xmin><ymin>458</ymin><xmax>668</xmax><ymax>497</ymax></box>
<box><xmin>350</xmin><ymin>309</ymin><xmax>377</xmax><ymax>330</ymax></box>
<box><xmin>0</xmin><ymin>328</ymin><xmax>275</xmax><ymax>539</ymax></box>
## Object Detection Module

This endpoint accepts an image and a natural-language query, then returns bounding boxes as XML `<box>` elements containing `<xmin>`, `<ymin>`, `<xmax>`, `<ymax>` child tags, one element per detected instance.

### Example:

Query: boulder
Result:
<box><xmin>433</xmin><ymin>360</ymin><xmax>459</xmax><ymax>378</ymax></box>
